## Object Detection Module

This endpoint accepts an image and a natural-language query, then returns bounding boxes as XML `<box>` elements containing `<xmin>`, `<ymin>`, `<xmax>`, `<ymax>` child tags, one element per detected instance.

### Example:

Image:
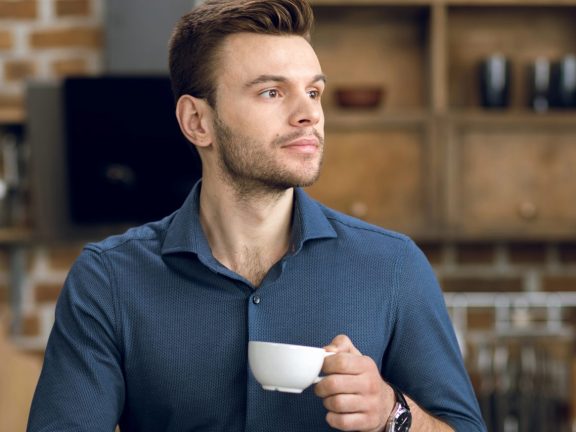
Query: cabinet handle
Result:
<box><xmin>517</xmin><ymin>201</ymin><xmax>538</xmax><ymax>221</ymax></box>
<box><xmin>349</xmin><ymin>201</ymin><xmax>368</xmax><ymax>218</ymax></box>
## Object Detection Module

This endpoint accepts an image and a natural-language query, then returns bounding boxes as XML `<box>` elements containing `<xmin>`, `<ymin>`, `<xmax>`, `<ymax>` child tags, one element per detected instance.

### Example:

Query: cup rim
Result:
<box><xmin>249</xmin><ymin>340</ymin><xmax>326</xmax><ymax>352</ymax></box>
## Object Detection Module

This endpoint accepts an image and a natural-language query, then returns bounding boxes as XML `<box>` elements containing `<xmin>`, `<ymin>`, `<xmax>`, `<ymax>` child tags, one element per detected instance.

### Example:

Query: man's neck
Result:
<box><xmin>198</xmin><ymin>179</ymin><xmax>295</xmax><ymax>286</ymax></box>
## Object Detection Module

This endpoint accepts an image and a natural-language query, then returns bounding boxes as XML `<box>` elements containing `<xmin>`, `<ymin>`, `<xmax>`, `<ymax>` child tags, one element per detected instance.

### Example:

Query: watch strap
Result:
<box><xmin>385</xmin><ymin>384</ymin><xmax>412</xmax><ymax>432</ymax></box>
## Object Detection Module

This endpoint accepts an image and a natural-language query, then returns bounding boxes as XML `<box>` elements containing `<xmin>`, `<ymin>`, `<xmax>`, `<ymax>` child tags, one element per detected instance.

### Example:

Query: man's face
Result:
<box><xmin>209</xmin><ymin>33</ymin><xmax>325</xmax><ymax>194</ymax></box>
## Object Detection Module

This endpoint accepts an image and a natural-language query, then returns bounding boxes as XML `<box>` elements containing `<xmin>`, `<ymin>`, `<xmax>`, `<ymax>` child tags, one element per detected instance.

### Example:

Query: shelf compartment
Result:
<box><xmin>445</xmin><ymin>121</ymin><xmax>576</xmax><ymax>240</ymax></box>
<box><xmin>447</xmin><ymin>5</ymin><xmax>576</xmax><ymax>110</ymax></box>
<box><xmin>324</xmin><ymin>110</ymin><xmax>430</xmax><ymax>129</ymax></box>
<box><xmin>306</xmin><ymin>126</ymin><xmax>434</xmax><ymax>235</ymax></box>
<box><xmin>446</xmin><ymin>110</ymin><xmax>576</xmax><ymax>126</ymax></box>
<box><xmin>312</xmin><ymin>4</ymin><xmax>430</xmax><ymax>112</ymax></box>
<box><xmin>0</xmin><ymin>108</ymin><xmax>25</xmax><ymax>125</ymax></box>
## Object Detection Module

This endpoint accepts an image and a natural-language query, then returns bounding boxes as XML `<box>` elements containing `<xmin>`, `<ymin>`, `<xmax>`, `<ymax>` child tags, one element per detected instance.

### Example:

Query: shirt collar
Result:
<box><xmin>290</xmin><ymin>187</ymin><xmax>337</xmax><ymax>254</ymax></box>
<box><xmin>161</xmin><ymin>180</ymin><xmax>337</xmax><ymax>258</ymax></box>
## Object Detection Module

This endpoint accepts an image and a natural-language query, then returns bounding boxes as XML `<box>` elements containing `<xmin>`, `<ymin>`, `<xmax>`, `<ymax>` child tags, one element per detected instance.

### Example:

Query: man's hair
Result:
<box><xmin>168</xmin><ymin>0</ymin><xmax>314</xmax><ymax>107</ymax></box>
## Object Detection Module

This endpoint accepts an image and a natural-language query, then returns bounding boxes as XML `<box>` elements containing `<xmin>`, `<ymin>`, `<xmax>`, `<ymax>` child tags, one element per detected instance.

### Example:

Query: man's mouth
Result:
<box><xmin>278</xmin><ymin>129</ymin><xmax>323</xmax><ymax>154</ymax></box>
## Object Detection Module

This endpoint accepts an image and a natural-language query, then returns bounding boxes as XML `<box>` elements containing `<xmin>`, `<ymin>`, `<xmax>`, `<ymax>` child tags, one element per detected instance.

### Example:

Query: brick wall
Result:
<box><xmin>0</xmin><ymin>0</ymin><xmax>103</xmax><ymax>115</ymax></box>
<box><xmin>422</xmin><ymin>242</ymin><xmax>576</xmax><ymax>294</ymax></box>
<box><xmin>0</xmin><ymin>0</ymin><xmax>104</xmax><ymax>349</ymax></box>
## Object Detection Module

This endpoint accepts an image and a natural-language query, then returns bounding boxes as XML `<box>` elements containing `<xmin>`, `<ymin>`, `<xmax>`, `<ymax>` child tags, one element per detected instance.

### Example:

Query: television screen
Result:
<box><xmin>64</xmin><ymin>76</ymin><xmax>202</xmax><ymax>225</ymax></box>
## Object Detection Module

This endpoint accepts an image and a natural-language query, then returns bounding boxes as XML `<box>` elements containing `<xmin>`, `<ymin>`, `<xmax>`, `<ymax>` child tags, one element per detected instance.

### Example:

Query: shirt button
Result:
<box><xmin>252</xmin><ymin>295</ymin><xmax>261</xmax><ymax>305</ymax></box>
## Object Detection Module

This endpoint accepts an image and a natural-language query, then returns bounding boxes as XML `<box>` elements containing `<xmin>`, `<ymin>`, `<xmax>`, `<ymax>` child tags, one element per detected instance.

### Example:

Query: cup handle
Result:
<box><xmin>313</xmin><ymin>351</ymin><xmax>336</xmax><ymax>383</ymax></box>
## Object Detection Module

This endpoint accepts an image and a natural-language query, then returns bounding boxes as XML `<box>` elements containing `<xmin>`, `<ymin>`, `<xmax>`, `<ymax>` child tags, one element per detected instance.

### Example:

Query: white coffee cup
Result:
<box><xmin>248</xmin><ymin>341</ymin><xmax>335</xmax><ymax>394</ymax></box>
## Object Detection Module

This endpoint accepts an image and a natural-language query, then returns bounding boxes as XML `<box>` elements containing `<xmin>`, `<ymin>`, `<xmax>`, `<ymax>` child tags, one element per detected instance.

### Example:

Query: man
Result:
<box><xmin>28</xmin><ymin>1</ymin><xmax>486</xmax><ymax>431</ymax></box>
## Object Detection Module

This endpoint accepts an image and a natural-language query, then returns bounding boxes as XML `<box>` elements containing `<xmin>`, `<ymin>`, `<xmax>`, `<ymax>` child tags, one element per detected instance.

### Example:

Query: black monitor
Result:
<box><xmin>63</xmin><ymin>76</ymin><xmax>201</xmax><ymax>225</ymax></box>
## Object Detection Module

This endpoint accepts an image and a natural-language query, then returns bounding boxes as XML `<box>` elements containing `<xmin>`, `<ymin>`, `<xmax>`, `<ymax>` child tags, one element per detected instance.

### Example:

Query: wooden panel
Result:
<box><xmin>447</xmin><ymin>6</ymin><xmax>576</xmax><ymax>109</ymax></box>
<box><xmin>447</xmin><ymin>124</ymin><xmax>576</xmax><ymax>238</ymax></box>
<box><xmin>447</xmin><ymin>0</ymin><xmax>576</xmax><ymax>5</ymax></box>
<box><xmin>312</xmin><ymin>5</ymin><xmax>429</xmax><ymax>112</ymax></box>
<box><xmin>306</xmin><ymin>128</ymin><xmax>430</xmax><ymax>233</ymax></box>
<box><xmin>431</xmin><ymin>4</ymin><xmax>448</xmax><ymax>113</ymax></box>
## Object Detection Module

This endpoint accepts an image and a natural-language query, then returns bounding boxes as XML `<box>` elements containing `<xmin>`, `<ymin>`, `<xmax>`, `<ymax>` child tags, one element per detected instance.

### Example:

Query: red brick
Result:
<box><xmin>508</xmin><ymin>242</ymin><xmax>547</xmax><ymax>264</ymax></box>
<box><xmin>0</xmin><ymin>283</ymin><xmax>8</xmax><ymax>304</ymax></box>
<box><xmin>55</xmin><ymin>0</ymin><xmax>90</xmax><ymax>17</ymax></box>
<box><xmin>0</xmin><ymin>93</ymin><xmax>24</xmax><ymax>110</ymax></box>
<box><xmin>48</xmin><ymin>243</ymin><xmax>83</xmax><ymax>271</ymax></box>
<box><xmin>0</xmin><ymin>1</ymin><xmax>37</xmax><ymax>19</ymax></box>
<box><xmin>51</xmin><ymin>57</ymin><xmax>88</xmax><ymax>77</ymax></box>
<box><xmin>558</xmin><ymin>243</ymin><xmax>576</xmax><ymax>264</ymax></box>
<box><xmin>455</xmin><ymin>243</ymin><xmax>495</xmax><ymax>265</ymax></box>
<box><xmin>21</xmin><ymin>313</ymin><xmax>40</xmax><ymax>337</ymax></box>
<box><xmin>4</xmin><ymin>59</ymin><xmax>36</xmax><ymax>81</ymax></box>
<box><xmin>0</xmin><ymin>93</ymin><xmax>24</xmax><ymax>122</ymax></box>
<box><xmin>440</xmin><ymin>276</ymin><xmax>524</xmax><ymax>293</ymax></box>
<box><xmin>467</xmin><ymin>308</ymin><xmax>495</xmax><ymax>330</ymax></box>
<box><xmin>563</xmin><ymin>308</ymin><xmax>576</xmax><ymax>328</ymax></box>
<box><xmin>27</xmin><ymin>348</ymin><xmax>45</xmax><ymax>362</ymax></box>
<box><xmin>417</xmin><ymin>242</ymin><xmax>443</xmax><ymax>265</ymax></box>
<box><xmin>35</xmin><ymin>282</ymin><xmax>63</xmax><ymax>303</ymax></box>
<box><xmin>541</xmin><ymin>276</ymin><xmax>576</xmax><ymax>292</ymax></box>
<box><xmin>0</xmin><ymin>30</ymin><xmax>12</xmax><ymax>50</ymax></box>
<box><xmin>30</xmin><ymin>27</ymin><xmax>102</xmax><ymax>49</ymax></box>
<box><xmin>0</xmin><ymin>249</ymin><xmax>8</xmax><ymax>272</ymax></box>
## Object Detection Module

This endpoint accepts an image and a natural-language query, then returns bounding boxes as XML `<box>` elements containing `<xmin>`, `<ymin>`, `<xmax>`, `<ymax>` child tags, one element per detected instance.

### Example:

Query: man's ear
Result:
<box><xmin>175</xmin><ymin>95</ymin><xmax>213</xmax><ymax>148</ymax></box>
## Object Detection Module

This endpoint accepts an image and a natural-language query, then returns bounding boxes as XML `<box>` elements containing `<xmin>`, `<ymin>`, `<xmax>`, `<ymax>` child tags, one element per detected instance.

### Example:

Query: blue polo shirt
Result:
<box><xmin>28</xmin><ymin>182</ymin><xmax>486</xmax><ymax>432</ymax></box>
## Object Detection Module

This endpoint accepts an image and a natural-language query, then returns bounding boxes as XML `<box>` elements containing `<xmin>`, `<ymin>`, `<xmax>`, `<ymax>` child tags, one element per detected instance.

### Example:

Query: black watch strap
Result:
<box><xmin>385</xmin><ymin>384</ymin><xmax>412</xmax><ymax>432</ymax></box>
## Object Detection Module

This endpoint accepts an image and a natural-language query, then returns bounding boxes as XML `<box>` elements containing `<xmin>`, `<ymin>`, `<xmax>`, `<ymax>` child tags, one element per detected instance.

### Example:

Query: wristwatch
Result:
<box><xmin>385</xmin><ymin>384</ymin><xmax>412</xmax><ymax>432</ymax></box>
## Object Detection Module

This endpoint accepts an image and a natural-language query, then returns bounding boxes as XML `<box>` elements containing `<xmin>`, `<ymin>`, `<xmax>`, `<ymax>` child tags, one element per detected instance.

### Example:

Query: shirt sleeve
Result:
<box><xmin>382</xmin><ymin>239</ymin><xmax>487</xmax><ymax>432</ymax></box>
<box><xmin>27</xmin><ymin>248</ymin><xmax>124</xmax><ymax>432</ymax></box>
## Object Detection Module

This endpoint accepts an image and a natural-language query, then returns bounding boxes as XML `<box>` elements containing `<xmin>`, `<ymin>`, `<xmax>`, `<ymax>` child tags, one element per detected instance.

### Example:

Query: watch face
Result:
<box><xmin>395</xmin><ymin>411</ymin><xmax>412</xmax><ymax>432</ymax></box>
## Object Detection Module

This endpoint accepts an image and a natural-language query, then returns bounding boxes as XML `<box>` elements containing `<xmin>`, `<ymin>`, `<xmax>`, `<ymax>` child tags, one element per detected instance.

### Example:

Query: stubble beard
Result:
<box><xmin>212</xmin><ymin>114</ymin><xmax>324</xmax><ymax>200</ymax></box>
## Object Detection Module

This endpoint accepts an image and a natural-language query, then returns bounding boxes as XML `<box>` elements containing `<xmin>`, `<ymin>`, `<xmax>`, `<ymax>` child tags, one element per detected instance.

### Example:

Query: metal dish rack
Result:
<box><xmin>445</xmin><ymin>293</ymin><xmax>576</xmax><ymax>432</ymax></box>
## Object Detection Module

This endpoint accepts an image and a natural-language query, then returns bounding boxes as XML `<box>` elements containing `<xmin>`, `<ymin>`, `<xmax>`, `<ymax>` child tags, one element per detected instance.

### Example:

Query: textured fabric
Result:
<box><xmin>28</xmin><ymin>181</ymin><xmax>486</xmax><ymax>432</ymax></box>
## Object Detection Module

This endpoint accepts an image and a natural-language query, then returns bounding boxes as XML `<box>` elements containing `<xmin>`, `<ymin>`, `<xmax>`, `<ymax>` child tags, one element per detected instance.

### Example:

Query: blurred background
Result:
<box><xmin>1</xmin><ymin>0</ymin><xmax>576</xmax><ymax>430</ymax></box>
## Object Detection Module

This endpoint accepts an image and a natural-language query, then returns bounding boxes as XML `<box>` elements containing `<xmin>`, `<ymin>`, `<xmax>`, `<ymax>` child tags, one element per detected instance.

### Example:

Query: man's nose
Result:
<box><xmin>289</xmin><ymin>94</ymin><xmax>322</xmax><ymax>127</ymax></box>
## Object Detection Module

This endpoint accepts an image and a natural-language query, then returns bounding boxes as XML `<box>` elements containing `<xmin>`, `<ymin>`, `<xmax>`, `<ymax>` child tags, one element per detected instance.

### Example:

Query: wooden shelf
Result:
<box><xmin>444</xmin><ymin>0</ymin><xmax>576</xmax><ymax>5</ymax></box>
<box><xmin>447</xmin><ymin>5</ymin><xmax>576</xmax><ymax>110</ymax></box>
<box><xmin>312</xmin><ymin>0</ymin><xmax>432</xmax><ymax>5</ymax></box>
<box><xmin>446</xmin><ymin>110</ymin><xmax>576</xmax><ymax>126</ymax></box>
<box><xmin>313</xmin><ymin>5</ymin><xmax>430</xmax><ymax>112</ymax></box>
<box><xmin>0</xmin><ymin>228</ymin><xmax>33</xmax><ymax>245</ymax></box>
<box><xmin>325</xmin><ymin>111</ymin><xmax>430</xmax><ymax>129</ymax></box>
<box><xmin>313</xmin><ymin>0</ymin><xmax>576</xmax><ymax>7</ymax></box>
<box><xmin>0</xmin><ymin>108</ymin><xmax>25</xmax><ymax>125</ymax></box>
<box><xmin>310</xmin><ymin>0</ymin><xmax>576</xmax><ymax>240</ymax></box>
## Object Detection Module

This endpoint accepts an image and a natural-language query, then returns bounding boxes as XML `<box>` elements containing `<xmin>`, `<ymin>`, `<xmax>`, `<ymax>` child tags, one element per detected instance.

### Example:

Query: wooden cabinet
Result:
<box><xmin>306</xmin><ymin>0</ymin><xmax>576</xmax><ymax>240</ymax></box>
<box><xmin>446</xmin><ymin>114</ymin><xmax>576</xmax><ymax>239</ymax></box>
<box><xmin>306</xmin><ymin>122</ymin><xmax>437</xmax><ymax>236</ymax></box>
<box><xmin>307</xmin><ymin>3</ymin><xmax>436</xmax><ymax>236</ymax></box>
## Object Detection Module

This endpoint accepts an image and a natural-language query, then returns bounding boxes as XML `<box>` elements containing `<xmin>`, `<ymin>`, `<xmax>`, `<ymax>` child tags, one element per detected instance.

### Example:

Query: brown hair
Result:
<box><xmin>168</xmin><ymin>0</ymin><xmax>314</xmax><ymax>107</ymax></box>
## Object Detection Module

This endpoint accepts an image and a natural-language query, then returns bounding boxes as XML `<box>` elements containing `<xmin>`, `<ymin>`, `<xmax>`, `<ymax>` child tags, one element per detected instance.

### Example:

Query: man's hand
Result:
<box><xmin>314</xmin><ymin>334</ymin><xmax>394</xmax><ymax>432</ymax></box>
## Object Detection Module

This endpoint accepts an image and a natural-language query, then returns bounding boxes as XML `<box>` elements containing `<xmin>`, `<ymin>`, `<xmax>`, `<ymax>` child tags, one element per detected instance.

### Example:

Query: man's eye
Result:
<box><xmin>261</xmin><ymin>89</ymin><xmax>279</xmax><ymax>98</ymax></box>
<box><xmin>308</xmin><ymin>90</ymin><xmax>321</xmax><ymax>100</ymax></box>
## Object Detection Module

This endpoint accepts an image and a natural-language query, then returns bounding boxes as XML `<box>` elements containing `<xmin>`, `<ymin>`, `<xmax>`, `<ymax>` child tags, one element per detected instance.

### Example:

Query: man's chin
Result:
<box><xmin>292</xmin><ymin>172</ymin><xmax>321</xmax><ymax>189</ymax></box>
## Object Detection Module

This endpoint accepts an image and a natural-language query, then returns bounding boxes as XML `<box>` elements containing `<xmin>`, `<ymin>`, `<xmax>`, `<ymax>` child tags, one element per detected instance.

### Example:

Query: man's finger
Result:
<box><xmin>322</xmin><ymin>393</ymin><xmax>366</xmax><ymax>414</ymax></box>
<box><xmin>324</xmin><ymin>334</ymin><xmax>362</xmax><ymax>355</ymax></box>
<box><xmin>315</xmin><ymin>370</ymin><xmax>371</xmax><ymax>397</ymax></box>
<box><xmin>322</xmin><ymin>352</ymin><xmax>374</xmax><ymax>376</ymax></box>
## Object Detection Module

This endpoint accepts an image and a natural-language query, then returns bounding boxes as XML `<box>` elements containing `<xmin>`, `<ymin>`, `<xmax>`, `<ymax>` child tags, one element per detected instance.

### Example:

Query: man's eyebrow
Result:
<box><xmin>244</xmin><ymin>74</ymin><xmax>327</xmax><ymax>88</ymax></box>
<box><xmin>245</xmin><ymin>75</ymin><xmax>287</xmax><ymax>88</ymax></box>
<box><xmin>312</xmin><ymin>74</ymin><xmax>327</xmax><ymax>85</ymax></box>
